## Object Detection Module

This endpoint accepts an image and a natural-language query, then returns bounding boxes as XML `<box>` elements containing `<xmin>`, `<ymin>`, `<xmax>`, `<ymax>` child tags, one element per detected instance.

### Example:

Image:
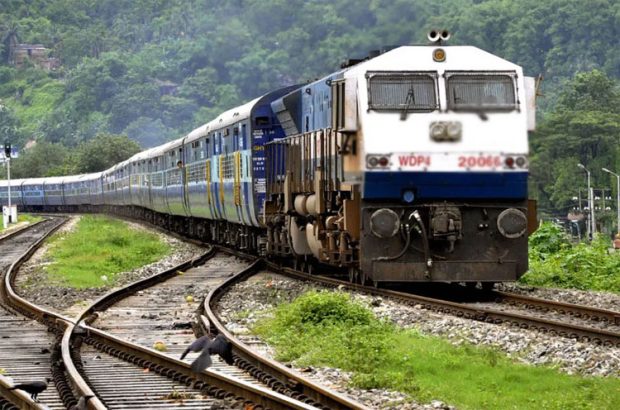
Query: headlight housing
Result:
<box><xmin>370</xmin><ymin>208</ymin><xmax>400</xmax><ymax>238</ymax></box>
<box><xmin>497</xmin><ymin>208</ymin><xmax>527</xmax><ymax>238</ymax></box>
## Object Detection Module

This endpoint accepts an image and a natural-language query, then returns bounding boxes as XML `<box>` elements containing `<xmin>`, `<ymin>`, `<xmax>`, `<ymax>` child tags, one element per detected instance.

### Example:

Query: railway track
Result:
<box><xmin>333</xmin><ymin>276</ymin><xmax>620</xmax><ymax>347</ymax></box>
<box><xmin>6</xmin><ymin>213</ymin><xmax>616</xmax><ymax>409</ymax></box>
<box><xmin>3</xmin><ymin>216</ymin><xmax>350</xmax><ymax>409</ymax></box>
<box><xmin>201</xmin><ymin>248</ymin><xmax>620</xmax><ymax>348</ymax></box>
<box><xmin>68</xmin><ymin>247</ymin><xmax>365</xmax><ymax>409</ymax></box>
<box><xmin>0</xmin><ymin>217</ymin><xmax>73</xmax><ymax>409</ymax></box>
<box><xmin>489</xmin><ymin>289</ymin><xmax>620</xmax><ymax>326</ymax></box>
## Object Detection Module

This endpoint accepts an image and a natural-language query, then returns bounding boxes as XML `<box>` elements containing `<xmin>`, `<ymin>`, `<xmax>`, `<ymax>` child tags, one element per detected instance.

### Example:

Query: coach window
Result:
<box><xmin>233</xmin><ymin>125</ymin><xmax>240</xmax><ymax>149</ymax></box>
<box><xmin>255</xmin><ymin>116</ymin><xmax>269</xmax><ymax>127</ymax></box>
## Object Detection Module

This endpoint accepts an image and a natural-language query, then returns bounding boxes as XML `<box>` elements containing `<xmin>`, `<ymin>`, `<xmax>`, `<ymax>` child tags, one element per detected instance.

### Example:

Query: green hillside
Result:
<box><xmin>0</xmin><ymin>0</ymin><xmax>619</xmax><ymax>217</ymax></box>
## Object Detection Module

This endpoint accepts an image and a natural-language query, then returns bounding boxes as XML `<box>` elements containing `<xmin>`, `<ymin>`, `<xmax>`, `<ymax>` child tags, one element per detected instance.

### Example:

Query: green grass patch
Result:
<box><xmin>7</xmin><ymin>79</ymin><xmax>65</xmax><ymax>134</ymax></box>
<box><xmin>253</xmin><ymin>291</ymin><xmax>620</xmax><ymax>409</ymax></box>
<box><xmin>520</xmin><ymin>222</ymin><xmax>620</xmax><ymax>292</ymax></box>
<box><xmin>44</xmin><ymin>215</ymin><xmax>170</xmax><ymax>288</ymax></box>
<box><xmin>0</xmin><ymin>213</ymin><xmax>43</xmax><ymax>232</ymax></box>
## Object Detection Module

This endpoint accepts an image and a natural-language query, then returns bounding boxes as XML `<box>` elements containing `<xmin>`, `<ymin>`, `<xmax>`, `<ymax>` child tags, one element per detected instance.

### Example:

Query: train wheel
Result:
<box><xmin>481</xmin><ymin>282</ymin><xmax>495</xmax><ymax>291</ymax></box>
<box><xmin>348</xmin><ymin>268</ymin><xmax>360</xmax><ymax>284</ymax></box>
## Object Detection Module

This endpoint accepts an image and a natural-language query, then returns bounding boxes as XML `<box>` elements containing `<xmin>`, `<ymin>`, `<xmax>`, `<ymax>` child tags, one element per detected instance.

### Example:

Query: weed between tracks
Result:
<box><xmin>0</xmin><ymin>213</ymin><xmax>43</xmax><ymax>231</ymax></box>
<box><xmin>43</xmin><ymin>215</ymin><xmax>170</xmax><ymax>288</ymax></box>
<box><xmin>253</xmin><ymin>291</ymin><xmax>620</xmax><ymax>409</ymax></box>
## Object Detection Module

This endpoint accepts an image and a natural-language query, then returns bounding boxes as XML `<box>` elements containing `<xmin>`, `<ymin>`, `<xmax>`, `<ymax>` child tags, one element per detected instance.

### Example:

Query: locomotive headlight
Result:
<box><xmin>430</xmin><ymin>122</ymin><xmax>446</xmax><ymax>140</ymax></box>
<box><xmin>370</xmin><ymin>208</ymin><xmax>401</xmax><ymax>238</ymax></box>
<box><xmin>430</xmin><ymin>121</ymin><xmax>461</xmax><ymax>142</ymax></box>
<box><xmin>504</xmin><ymin>155</ymin><xmax>528</xmax><ymax>169</ymax></box>
<box><xmin>497</xmin><ymin>208</ymin><xmax>527</xmax><ymax>239</ymax></box>
<box><xmin>446</xmin><ymin>121</ymin><xmax>462</xmax><ymax>139</ymax></box>
<box><xmin>367</xmin><ymin>154</ymin><xmax>391</xmax><ymax>169</ymax></box>
<box><xmin>515</xmin><ymin>156</ymin><xmax>528</xmax><ymax>168</ymax></box>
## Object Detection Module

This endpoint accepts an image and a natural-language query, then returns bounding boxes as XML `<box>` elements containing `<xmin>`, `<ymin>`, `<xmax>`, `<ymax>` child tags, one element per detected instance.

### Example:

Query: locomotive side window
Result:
<box><xmin>366</xmin><ymin>71</ymin><xmax>438</xmax><ymax>112</ymax></box>
<box><xmin>446</xmin><ymin>72</ymin><xmax>517</xmax><ymax>111</ymax></box>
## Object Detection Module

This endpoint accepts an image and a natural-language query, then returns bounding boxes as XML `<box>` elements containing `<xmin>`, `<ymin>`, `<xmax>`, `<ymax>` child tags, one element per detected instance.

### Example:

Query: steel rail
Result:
<box><xmin>78</xmin><ymin>324</ymin><xmax>318</xmax><ymax>410</ymax></box>
<box><xmin>202</xmin><ymin>256</ymin><xmax>370</xmax><ymax>410</ymax></box>
<box><xmin>278</xmin><ymin>265</ymin><xmax>620</xmax><ymax>347</ymax></box>
<box><xmin>62</xmin><ymin>247</ymin><xmax>217</xmax><ymax>409</ymax></box>
<box><xmin>0</xmin><ymin>374</ymin><xmax>49</xmax><ymax>410</ymax></box>
<box><xmin>490</xmin><ymin>290</ymin><xmax>620</xmax><ymax>325</ymax></box>
<box><xmin>0</xmin><ymin>216</ymin><xmax>48</xmax><ymax>243</ymax></box>
<box><xmin>69</xmin><ymin>247</ymin><xmax>323</xmax><ymax>410</ymax></box>
<box><xmin>206</xmin><ymin>245</ymin><xmax>620</xmax><ymax>347</ymax></box>
<box><xmin>0</xmin><ymin>217</ymin><xmax>88</xmax><ymax>409</ymax></box>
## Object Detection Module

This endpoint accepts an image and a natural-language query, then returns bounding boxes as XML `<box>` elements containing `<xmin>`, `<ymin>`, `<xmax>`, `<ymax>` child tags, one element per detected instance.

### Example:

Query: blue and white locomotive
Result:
<box><xmin>1</xmin><ymin>32</ymin><xmax>536</xmax><ymax>286</ymax></box>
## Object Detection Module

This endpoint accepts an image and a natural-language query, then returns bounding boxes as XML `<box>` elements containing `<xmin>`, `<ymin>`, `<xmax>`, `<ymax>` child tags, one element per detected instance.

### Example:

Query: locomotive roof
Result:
<box><xmin>343</xmin><ymin>45</ymin><xmax>520</xmax><ymax>76</ymax></box>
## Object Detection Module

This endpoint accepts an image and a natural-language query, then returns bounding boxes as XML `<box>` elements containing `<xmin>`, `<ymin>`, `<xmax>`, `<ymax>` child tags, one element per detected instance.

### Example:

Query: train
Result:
<box><xmin>0</xmin><ymin>31</ymin><xmax>536</xmax><ymax>287</ymax></box>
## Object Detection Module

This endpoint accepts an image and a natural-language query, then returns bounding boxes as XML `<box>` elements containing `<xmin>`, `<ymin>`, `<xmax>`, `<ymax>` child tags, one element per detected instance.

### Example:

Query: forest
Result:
<box><xmin>0</xmin><ymin>0</ymin><xmax>619</xmax><ymax>219</ymax></box>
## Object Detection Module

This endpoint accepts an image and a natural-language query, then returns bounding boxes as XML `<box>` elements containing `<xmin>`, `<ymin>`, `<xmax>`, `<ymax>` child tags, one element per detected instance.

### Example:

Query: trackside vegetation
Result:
<box><xmin>520</xmin><ymin>222</ymin><xmax>620</xmax><ymax>292</ymax></box>
<box><xmin>253</xmin><ymin>291</ymin><xmax>620</xmax><ymax>410</ymax></box>
<box><xmin>0</xmin><ymin>213</ymin><xmax>43</xmax><ymax>232</ymax></box>
<box><xmin>44</xmin><ymin>215</ymin><xmax>170</xmax><ymax>288</ymax></box>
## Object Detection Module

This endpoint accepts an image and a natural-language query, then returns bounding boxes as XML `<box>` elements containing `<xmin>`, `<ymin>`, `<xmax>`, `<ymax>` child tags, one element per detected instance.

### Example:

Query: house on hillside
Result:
<box><xmin>9</xmin><ymin>44</ymin><xmax>60</xmax><ymax>71</ymax></box>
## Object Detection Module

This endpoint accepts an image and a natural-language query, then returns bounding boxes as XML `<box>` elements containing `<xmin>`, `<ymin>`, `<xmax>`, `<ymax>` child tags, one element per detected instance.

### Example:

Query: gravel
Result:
<box><xmin>14</xmin><ymin>216</ymin><xmax>206</xmax><ymax>317</ymax></box>
<box><xmin>216</xmin><ymin>272</ymin><xmax>620</xmax><ymax>409</ymax></box>
<box><xmin>497</xmin><ymin>282</ymin><xmax>620</xmax><ymax>312</ymax></box>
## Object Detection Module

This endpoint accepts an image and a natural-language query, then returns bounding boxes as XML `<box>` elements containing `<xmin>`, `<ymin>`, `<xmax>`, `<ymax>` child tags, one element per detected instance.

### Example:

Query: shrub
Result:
<box><xmin>522</xmin><ymin>225</ymin><xmax>620</xmax><ymax>292</ymax></box>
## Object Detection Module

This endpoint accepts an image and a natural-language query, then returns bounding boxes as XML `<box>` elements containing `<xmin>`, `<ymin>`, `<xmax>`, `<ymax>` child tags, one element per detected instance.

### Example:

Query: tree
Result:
<box><xmin>74</xmin><ymin>133</ymin><xmax>141</xmax><ymax>173</ymax></box>
<box><xmin>530</xmin><ymin>70</ymin><xmax>620</xmax><ymax>214</ymax></box>
<box><xmin>123</xmin><ymin>116</ymin><xmax>171</xmax><ymax>148</ymax></box>
<box><xmin>6</xmin><ymin>140</ymin><xmax>69</xmax><ymax>178</ymax></box>
<box><xmin>0</xmin><ymin>104</ymin><xmax>23</xmax><ymax>146</ymax></box>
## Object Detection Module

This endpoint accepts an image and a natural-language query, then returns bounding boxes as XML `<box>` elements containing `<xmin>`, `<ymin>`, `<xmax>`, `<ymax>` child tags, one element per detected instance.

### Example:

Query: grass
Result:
<box><xmin>5</xmin><ymin>75</ymin><xmax>65</xmax><ymax>134</ymax></box>
<box><xmin>44</xmin><ymin>215</ymin><xmax>170</xmax><ymax>288</ymax></box>
<box><xmin>253</xmin><ymin>290</ymin><xmax>620</xmax><ymax>410</ymax></box>
<box><xmin>0</xmin><ymin>213</ymin><xmax>44</xmax><ymax>232</ymax></box>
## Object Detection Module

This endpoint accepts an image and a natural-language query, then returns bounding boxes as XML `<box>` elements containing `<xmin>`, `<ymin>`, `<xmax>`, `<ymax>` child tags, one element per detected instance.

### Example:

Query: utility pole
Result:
<box><xmin>578</xmin><ymin>163</ymin><xmax>594</xmax><ymax>240</ymax></box>
<box><xmin>603</xmin><ymin>168</ymin><xmax>620</xmax><ymax>235</ymax></box>
<box><xmin>591</xmin><ymin>187</ymin><xmax>596</xmax><ymax>236</ymax></box>
<box><xmin>4</xmin><ymin>142</ymin><xmax>11</xmax><ymax>223</ymax></box>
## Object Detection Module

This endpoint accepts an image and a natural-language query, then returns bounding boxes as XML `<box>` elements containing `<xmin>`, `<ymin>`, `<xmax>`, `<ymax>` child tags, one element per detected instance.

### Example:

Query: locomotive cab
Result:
<box><xmin>351</xmin><ymin>42</ymin><xmax>534</xmax><ymax>284</ymax></box>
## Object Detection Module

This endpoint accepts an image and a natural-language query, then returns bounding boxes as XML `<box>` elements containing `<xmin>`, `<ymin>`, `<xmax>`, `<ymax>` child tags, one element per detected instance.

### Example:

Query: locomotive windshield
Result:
<box><xmin>446</xmin><ymin>72</ymin><xmax>517</xmax><ymax>111</ymax></box>
<box><xmin>366</xmin><ymin>71</ymin><xmax>438</xmax><ymax>112</ymax></box>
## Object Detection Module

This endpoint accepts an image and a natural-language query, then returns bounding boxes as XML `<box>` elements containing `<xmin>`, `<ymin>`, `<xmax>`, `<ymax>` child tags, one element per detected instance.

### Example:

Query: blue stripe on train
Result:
<box><xmin>363</xmin><ymin>171</ymin><xmax>528</xmax><ymax>200</ymax></box>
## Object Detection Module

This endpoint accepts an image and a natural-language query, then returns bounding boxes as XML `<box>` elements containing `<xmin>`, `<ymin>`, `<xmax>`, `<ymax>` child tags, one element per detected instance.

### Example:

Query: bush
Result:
<box><xmin>528</xmin><ymin>222</ymin><xmax>570</xmax><ymax>257</ymax></box>
<box><xmin>521</xmin><ymin>224</ymin><xmax>620</xmax><ymax>292</ymax></box>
